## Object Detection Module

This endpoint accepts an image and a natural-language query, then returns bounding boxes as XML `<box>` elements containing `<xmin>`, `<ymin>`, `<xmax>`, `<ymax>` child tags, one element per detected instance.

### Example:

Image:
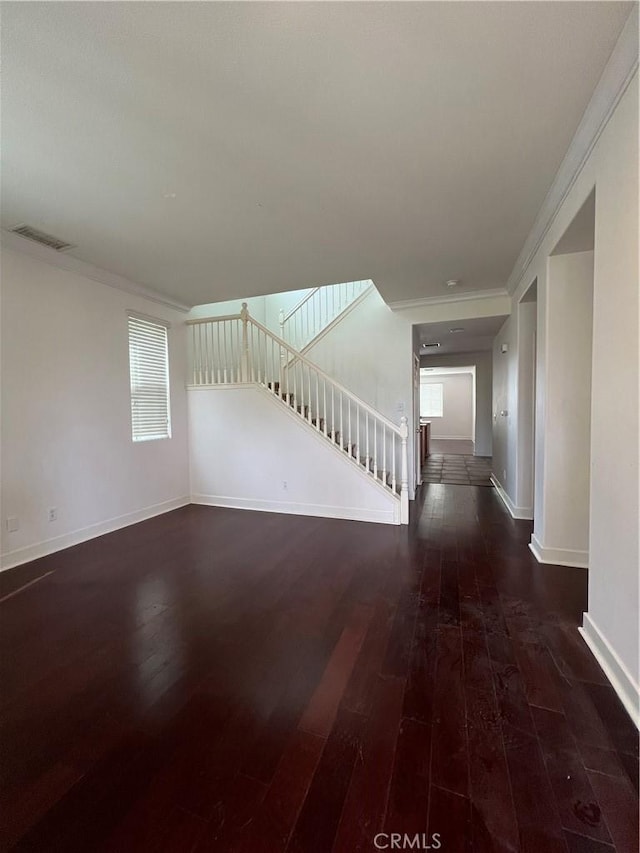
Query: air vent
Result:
<box><xmin>10</xmin><ymin>224</ymin><xmax>75</xmax><ymax>251</ymax></box>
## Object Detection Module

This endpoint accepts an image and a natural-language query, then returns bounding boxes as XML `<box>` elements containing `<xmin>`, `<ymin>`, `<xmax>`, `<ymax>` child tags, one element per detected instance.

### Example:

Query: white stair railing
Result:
<box><xmin>279</xmin><ymin>280</ymin><xmax>371</xmax><ymax>352</ymax></box>
<box><xmin>187</xmin><ymin>304</ymin><xmax>409</xmax><ymax>522</ymax></box>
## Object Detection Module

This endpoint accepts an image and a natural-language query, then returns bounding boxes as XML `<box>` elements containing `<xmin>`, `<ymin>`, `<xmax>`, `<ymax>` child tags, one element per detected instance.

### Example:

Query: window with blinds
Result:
<box><xmin>128</xmin><ymin>314</ymin><xmax>171</xmax><ymax>442</ymax></box>
<box><xmin>420</xmin><ymin>382</ymin><xmax>444</xmax><ymax>418</ymax></box>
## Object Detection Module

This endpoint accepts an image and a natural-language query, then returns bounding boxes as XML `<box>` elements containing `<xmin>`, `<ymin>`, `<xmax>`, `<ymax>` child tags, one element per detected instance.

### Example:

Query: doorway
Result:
<box><xmin>531</xmin><ymin>189</ymin><xmax>595</xmax><ymax>566</ymax></box>
<box><xmin>420</xmin><ymin>366</ymin><xmax>493</xmax><ymax>486</ymax></box>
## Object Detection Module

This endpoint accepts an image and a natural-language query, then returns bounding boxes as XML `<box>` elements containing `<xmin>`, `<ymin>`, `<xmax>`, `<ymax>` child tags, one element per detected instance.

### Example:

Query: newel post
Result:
<box><xmin>400</xmin><ymin>416</ymin><xmax>409</xmax><ymax>524</ymax></box>
<box><xmin>240</xmin><ymin>302</ymin><xmax>250</xmax><ymax>383</ymax></box>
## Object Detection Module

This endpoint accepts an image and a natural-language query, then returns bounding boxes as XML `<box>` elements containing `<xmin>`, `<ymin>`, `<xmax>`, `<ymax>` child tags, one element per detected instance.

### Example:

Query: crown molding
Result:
<box><xmin>387</xmin><ymin>287</ymin><xmax>509</xmax><ymax>312</ymax></box>
<box><xmin>506</xmin><ymin>6</ymin><xmax>639</xmax><ymax>296</ymax></box>
<box><xmin>1</xmin><ymin>230</ymin><xmax>191</xmax><ymax>313</ymax></box>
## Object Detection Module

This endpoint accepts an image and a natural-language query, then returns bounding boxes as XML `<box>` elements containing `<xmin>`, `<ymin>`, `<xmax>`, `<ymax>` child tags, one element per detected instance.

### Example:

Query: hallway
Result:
<box><xmin>0</xmin><ymin>488</ymin><xmax>637</xmax><ymax>852</ymax></box>
<box><xmin>423</xmin><ymin>441</ymin><xmax>493</xmax><ymax>487</ymax></box>
<box><xmin>430</xmin><ymin>439</ymin><xmax>476</xmax><ymax>455</ymax></box>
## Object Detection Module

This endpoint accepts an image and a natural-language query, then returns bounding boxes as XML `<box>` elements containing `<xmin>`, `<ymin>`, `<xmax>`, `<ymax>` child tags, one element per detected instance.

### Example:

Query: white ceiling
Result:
<box><xmin>0</xmin><ymin>2</ymin><xmax>632</xmax><ymax>307</ymax></box>
<box><xmin>417</xmin><ymin>315</ymin><xmax>508</xmax><ymax>355</ymax></box>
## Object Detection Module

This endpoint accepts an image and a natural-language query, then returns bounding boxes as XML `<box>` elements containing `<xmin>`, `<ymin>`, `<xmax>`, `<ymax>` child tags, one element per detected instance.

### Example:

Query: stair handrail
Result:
<box><xmin>187</xmin><ymin>312</ymin><xmax>242</xmax><ymax>325</ymax></box>
<box><xmin>278</xmin><ymin>280</ymin><xmax>371</xmax><ymax>351</ymax></box>
<box><xmin>279</xmin><ymin>287</ymin><xmax>321</xmax><ymax>326</ymax></box>
<box><xmin>253</xmin><ymin>314</ymin><xmax>402</xmax><ymax>434</ymax></box>
<box><xmin>189</xmin><ymin>307</ymin><xmax>404</xmax><ymax>437</ymax></box>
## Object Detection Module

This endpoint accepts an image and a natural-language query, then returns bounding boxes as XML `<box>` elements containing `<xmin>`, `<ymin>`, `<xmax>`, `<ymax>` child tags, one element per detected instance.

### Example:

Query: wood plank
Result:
<box><xmin>298</xmin><ymin>603</ymin><xmax>373</xmax><ymax>738</ymax></box>
<box><xmin>513</xmin><ymin>640</ymin><xmax>564</xmax><ymax>712</ymax></box>
<box><xmin>438</xmin><ymin>559</ymin><xmax>460</xmax><ymax>626</ymax></box>
<box><xmin>587</xmin><ymin>770</ymin><xmax>639</xmax><ymax>853</ymax></box>
<box><xmin>332</xmin><ymin>676</ymin><xmax>405</xmax><ymax>852</ymax></box>
<box><xmin>490</xmin><ymin>650</ymin><xmax>536</xmax><ymax>735</ymax></box>
<box><xmin>466</xmin><ymin>687</ymin><xmax>519</xmax><ymax>853</ymax></box>
<box><xmin>428</xmin><ymin>785</ymin><xmax>471</xmax><ymax>853</ymax></box>
<box><xmin>384</xmin><ymin>717</ymin><xmax>430</xmax><ymax>837</ymax></box>
<box><xmin>229</xmin><ymin>730</ymin><xmax>324</xmax><ymax>853</ymax></box>
<box><xmin>287</xmin><ymin>707</ymin><xmax>365</xmax><ymax>853</ymax></box>
<box><xmin>533</xmin><ymin>707</ymin><xmax>613</xmax><ymax>844</ymax></box>
<box><xmin>502</xmin><ymin>723</ymin><xmax>568</xmax><ymax>853</ymax></box>
<box><xmin>563</xmin><ymin>831</ymin><xmax>616</xmax><ymax>853</ymax></box>
<box><xmin>430</xmin><ymin>625</ymin><xmax>469</xmax><ymax>797</ymax></box>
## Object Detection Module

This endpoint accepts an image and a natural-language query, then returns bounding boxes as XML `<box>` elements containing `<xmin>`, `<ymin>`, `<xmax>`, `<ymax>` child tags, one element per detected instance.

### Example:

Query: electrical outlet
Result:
<box><xmin>282</xmin><ymin>481</ymin><xmax>288</xmax><ymax>491</ymax></box>
<box><xmin>6</xmin><ymin>516</ymin><xmax>19</xmax><ymax>533</ymax></box>
<box><xmin>48</xmin><ymin>507</ymin><xmax>58</xmax><ymax>523</ymax></box>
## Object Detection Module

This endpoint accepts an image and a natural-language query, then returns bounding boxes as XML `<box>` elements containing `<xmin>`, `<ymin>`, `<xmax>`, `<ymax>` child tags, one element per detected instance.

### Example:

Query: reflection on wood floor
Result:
<box><xmin>0</xmin><ymin>490</ymin><xmax>638</xmax><ymax>852</ymax></box>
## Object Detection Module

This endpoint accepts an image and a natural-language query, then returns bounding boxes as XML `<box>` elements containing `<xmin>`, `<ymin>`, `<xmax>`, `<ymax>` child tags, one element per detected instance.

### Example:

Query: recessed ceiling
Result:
<box><xmin>0</xmin><ymin>2</ymin><xmax>632</xmax><ymax>307</ymax></box>
<box><xmin>418</xmin><ymin>315</ymin><xmax>508</xmax><ymax>355</ymax></box>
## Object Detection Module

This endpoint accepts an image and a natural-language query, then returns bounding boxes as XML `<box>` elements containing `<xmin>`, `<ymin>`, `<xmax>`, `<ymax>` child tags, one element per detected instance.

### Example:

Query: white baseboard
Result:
<box><xmin>191</xmin><ymin>494</ymin><xmax>399</xmax><ymax>525</ymax></box>
<box><xmin>528</xmin><ymin>533</ymin><xmax>588</xmax><ymax>569</ymax></box>
<box><xmin>0</xmin><ymin>496</ymin><xmax>191</xmax><ymax>572</ymax></box>
<box><xmin>490</xmin><ymin>475</ymin><xmax>533</xmax><ymax>520</ymax></box>
<box><xmin>579</xmin><ymin>613</ymin><xmax>639</xmax><ymax>730</ymax></box>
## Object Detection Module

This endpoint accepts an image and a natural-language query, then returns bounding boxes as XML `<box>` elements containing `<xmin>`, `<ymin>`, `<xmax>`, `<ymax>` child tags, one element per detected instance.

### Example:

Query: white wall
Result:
<box><xmin>516</xmin><ymin>297</ymin><xmax>537</xmax><ymax>512</ymax></box>
<box><xmin>421</xmin><ymin>352</ymin><xmax>493</xmax><ymax>456</ymax></box>
<box><xmin>189</xmin><ymin>386</ymin><xmax>400</xmax><ymax>524</ymax></box>
<box><xmin>495</xmin><ymin>254</ymin><xmax>595</xmax><ymax>539</ymax></box>
<box><xmin>412</xmin><ymin>325</ymin><xmax>422</xmax><ymax>486</ymax></box>
<box><xmin>587</xmin><ymin>75</ymin><xmax>639</xmax><ymax>704</ymax></box>
<box><xmin>510</xmin><ymin>70</ymin><xmax>639</xmax><ymax>720</ymax></box>
<box><xmin>541</xmin><ymin>251</ymin><xmax>594</xmax><ymax>562</ymax></box>
<box><xmin>0</xmin><ymin>247</ymin><xmax>190</xmax><ymax>569</ymax></box>
<box><xmin>492</xmin><ymin>315</ymin><xmax>519</xmax><ymax>506</ymax></box>
<box><xmin>423</xmin><ymin>373</ymin><xmax>474</xmax><ymax>440</ymax></box>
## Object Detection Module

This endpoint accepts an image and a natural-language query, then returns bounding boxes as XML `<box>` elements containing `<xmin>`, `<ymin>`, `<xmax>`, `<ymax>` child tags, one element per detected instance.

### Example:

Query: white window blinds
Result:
<box><xmin>128</xmin><ymin>314</ymin><xmax>171</xmax><ymax>442</ymax></box>
<box><xmin>420</xmin><ymin>382</ymin><xmax>444</xmax><ymax>418</ymax></box>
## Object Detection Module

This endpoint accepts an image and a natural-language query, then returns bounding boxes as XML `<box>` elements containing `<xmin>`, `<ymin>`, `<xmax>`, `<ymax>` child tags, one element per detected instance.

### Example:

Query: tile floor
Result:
<box><xmin>423</xmin><ymin>451</ymin><xmax>493</xmax><ymax>486</ymax></box>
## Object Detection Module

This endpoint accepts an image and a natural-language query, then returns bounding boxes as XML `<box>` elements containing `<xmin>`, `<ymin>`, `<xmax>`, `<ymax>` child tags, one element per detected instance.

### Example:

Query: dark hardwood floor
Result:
<box><xmin>1</xmin><ymin>486</ymin><xmax>637</xmax><ymax>852</ymax></box>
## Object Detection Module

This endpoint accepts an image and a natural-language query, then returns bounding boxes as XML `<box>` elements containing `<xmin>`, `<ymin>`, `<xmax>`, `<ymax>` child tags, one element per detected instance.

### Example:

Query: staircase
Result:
<box><xmin>279</xmin><ymin>279</ymin><xmax>372</xmax><ymax>353</ymax></box>
<box><xmin>186</xmin><ymin>302</ymin><xmax>409</xmax><ymax>523</ymax></box>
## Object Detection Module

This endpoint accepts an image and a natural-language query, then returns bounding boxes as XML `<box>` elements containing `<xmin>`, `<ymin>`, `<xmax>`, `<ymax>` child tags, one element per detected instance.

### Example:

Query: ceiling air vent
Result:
<box><xmin>10</xmin><ymin>224</ymin><xmax>75</xmax><ymax>251</ymax></box>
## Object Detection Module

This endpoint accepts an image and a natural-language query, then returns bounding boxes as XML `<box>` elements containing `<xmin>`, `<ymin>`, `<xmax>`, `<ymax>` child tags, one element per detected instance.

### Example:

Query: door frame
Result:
<box><xmin>413</xmin><ymin>353</ymin><xmax>422</xmax><ymax>487</ymax></box>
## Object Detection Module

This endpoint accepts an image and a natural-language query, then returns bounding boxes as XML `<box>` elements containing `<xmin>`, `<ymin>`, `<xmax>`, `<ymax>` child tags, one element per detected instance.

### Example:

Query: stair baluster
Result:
<box><xmin>279</xmin><ymin>280</ymin><xmax>371</xmax><ymax>353</ymax></box>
